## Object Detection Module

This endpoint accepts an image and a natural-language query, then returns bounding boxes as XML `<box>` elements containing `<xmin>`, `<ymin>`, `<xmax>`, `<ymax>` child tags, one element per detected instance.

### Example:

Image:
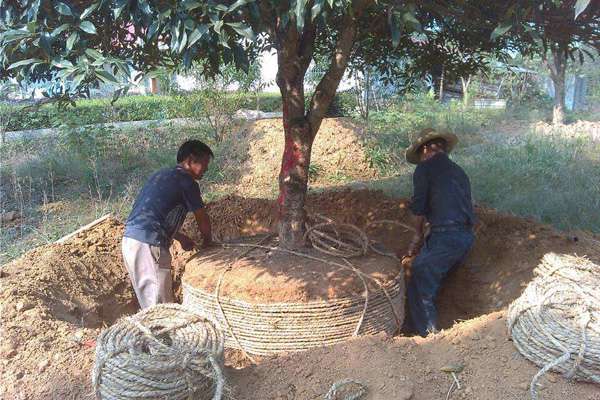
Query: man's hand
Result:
<box><xmin>175</xmin><ymin>234</ymin><xmax>196</xmax><ymax>251</ymax></box>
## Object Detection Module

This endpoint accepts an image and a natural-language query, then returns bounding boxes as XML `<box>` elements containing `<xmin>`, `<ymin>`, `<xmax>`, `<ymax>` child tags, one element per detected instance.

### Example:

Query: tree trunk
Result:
<box><xmin>549</xmin><ymin>46</ymin><xmax>567</xmax><ymax>125</ymax></box>
<box><xmin>460</xmin><ymin>75</ymin><xmax>471</xmax><ymax>107</ymax></box>
<box><xmin>278</xmin><ymin>112</ymin><xmax>313</xmax><ymax>249</ymax></box>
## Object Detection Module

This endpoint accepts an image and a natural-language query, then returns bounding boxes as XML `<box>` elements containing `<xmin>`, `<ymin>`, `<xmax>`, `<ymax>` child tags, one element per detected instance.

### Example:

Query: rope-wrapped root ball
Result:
<box><xmin>507</xmin><ymin>253</ymin><xmax>600</xmax><ymax>399</ymax></box>
<box><xmin>92</xmin><ymin>303</ymin><xmax>225</xmax><ymax>400</ymax></box>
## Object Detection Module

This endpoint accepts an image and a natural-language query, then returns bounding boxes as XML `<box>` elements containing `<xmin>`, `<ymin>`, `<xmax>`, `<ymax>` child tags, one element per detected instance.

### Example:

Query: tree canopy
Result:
<box><xmin>1</xmin><ymin>0</ymin><xmax>516</xmax><ymax>247</ymax></box>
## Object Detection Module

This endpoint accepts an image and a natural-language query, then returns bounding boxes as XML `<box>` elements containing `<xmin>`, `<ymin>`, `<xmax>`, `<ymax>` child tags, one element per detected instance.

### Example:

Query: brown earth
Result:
<box><xmin>183</xmin><ymin>238</ymin><xmax>401</xmax><ymax>303</ymax></box>
<box><xmin>217</xmin><ymin>118</ymin><xmax>377</xmax><ymax>197</ymax></box>
<box><xmin>1</xmin><ymin>189</ymin><xmax>600</xmax><ymax>399</ymax></box>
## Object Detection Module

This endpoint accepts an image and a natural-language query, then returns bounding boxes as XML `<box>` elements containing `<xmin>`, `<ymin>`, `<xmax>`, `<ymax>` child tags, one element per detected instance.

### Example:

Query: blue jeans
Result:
<box><xmin>407</xmin><ymin>230</ymin><xmax>474</xmax><ymax>336</ymax></box>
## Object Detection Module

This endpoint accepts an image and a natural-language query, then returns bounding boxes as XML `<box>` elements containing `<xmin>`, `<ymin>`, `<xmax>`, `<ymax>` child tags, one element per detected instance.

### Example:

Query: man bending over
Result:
<box><xmin>122</xmin><ymin>140</ymin><xmax>214</xmax><ymax>309</ymax></box>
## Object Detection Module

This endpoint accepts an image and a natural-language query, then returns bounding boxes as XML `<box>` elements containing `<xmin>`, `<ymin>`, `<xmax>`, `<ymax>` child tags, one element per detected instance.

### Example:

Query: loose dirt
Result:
<box><xmin>183</xmin><ymin>237</ymin><xmax>400</xmax><ymax>303</ymax></box>
<box><xmin>2</xmin><ymin>189</ymin><xmax>600</xmax><ymax>399</ymax></box>
<box><xmin>218</xmin><ymin>118</ymin><xmax>378</xmax><ymax>197</ymax></box>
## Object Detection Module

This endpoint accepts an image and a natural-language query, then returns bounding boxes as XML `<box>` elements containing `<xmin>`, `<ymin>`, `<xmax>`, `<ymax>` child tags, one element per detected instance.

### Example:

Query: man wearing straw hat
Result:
<box><xmin>401</xmin><ymin>128</ymin><xmax>475</xmax><ymax>337</ymax></box>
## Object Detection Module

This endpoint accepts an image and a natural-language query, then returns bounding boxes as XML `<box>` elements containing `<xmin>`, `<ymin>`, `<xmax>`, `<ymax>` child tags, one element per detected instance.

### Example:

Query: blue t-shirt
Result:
<box><xmin>409</xmin><ymin>153</ymin><xmax>474</xmax><ymax>227</ymax></box>
<box><xmin>124</xmin><ymin>167</ymin><xmax>204</xmax><ymax>246</ymax></box>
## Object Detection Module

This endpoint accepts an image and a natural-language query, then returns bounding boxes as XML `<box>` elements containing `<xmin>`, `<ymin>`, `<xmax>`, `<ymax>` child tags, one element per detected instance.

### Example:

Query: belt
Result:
<box><xmin>430</xmin><ymin>224</ymin><xmax>472</xmax><ymax>233</ymax></box>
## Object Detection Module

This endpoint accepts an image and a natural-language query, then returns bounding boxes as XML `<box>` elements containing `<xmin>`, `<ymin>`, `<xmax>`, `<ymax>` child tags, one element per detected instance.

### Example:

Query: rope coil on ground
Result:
<box><xmin>92</xmin><ymin>303</ymin><xmax>225</xmax><ymax>400</ymax></box>
<box><xmin>507</xmin><ymin>253</ymin><xmax>600</xmax><ymax>400</ymax></box>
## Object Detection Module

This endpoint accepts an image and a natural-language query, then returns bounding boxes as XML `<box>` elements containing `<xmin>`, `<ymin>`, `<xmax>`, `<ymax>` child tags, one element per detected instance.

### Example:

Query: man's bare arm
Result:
<box><xmin>193</xmin><ymin>208</ymin><xmax>213</xmax><ymax>247</ymax></box>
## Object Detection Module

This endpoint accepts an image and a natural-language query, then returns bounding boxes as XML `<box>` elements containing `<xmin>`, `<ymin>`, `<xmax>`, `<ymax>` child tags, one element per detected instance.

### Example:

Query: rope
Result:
<box><xmin>507</xmin><ymin>253</ymin><xmax>600</xmax><ymax>400</ymax></box>
<box><xmin>92</xmin><ymin>303</ymin><xmax>225</xmax><ymax>400</ymax></box>
<box><xmin>324</xmin><ymin>379</ymin><xmax>367</xmax><ymax>400</ymax></box>
<box><xmin>182</xmin><ymin>216</ymin><xmax>408</xmax><ymax>357</ymax></box>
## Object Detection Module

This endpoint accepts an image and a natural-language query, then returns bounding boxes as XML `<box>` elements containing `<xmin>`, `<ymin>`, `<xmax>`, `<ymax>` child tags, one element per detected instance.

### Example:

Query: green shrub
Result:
<box><xmin>3</xmin><ymin>92</ymin><xmax>284</xmax><ymax>131</ymax></box>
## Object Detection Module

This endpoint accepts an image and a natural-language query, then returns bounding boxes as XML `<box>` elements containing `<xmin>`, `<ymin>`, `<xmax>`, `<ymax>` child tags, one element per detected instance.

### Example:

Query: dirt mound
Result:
<box><xmin>183</xmin><ymin>236</ymin><xmax>401</xmax><ymax>303</ymax></box>
<box><xmin>223</xmin><ymin>118</ymin><xmax>377</xmax><ymax>196</ymax></box>
<box><xmin>2</xmin><ymin>189</ymin><xmax>600</xmax><ymax>399</ymax></box>
<box><xmin>228</xmin><ymin>310</ymin><xmax>600</xmax><ymax>400</ymax></box>
<box><xmin>0</xmin><ymin>218</ymin><xmax>136</xmax><ymax>399</ymax></box>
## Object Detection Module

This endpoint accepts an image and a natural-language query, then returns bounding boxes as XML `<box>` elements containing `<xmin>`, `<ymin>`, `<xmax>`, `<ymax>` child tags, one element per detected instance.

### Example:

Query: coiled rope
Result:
<box><xmin>92</xmin><ymin>303</ymin><xmax>225</xmax><ymax>400</ymax></box>
<box><xmin>182</xmin><ymin>217</ymin><xmax>407</xmax><ymax>358</ymax></box>
<box><xmin>507</xmin><ymin>253</ymin><xmax>600</xmax><ymax>400</ymax></box>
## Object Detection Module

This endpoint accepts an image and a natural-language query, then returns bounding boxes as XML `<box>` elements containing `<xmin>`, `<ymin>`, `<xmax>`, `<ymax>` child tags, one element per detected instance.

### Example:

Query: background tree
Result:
<box><xmin>0</xmin><ymin>0</ymin><xmax>511</xmax><ymax>249</ymax></box>
<box><xmin>492</xmin><ymin>0</ymin><xmax>600</xmax><ymax>124</ymax></box>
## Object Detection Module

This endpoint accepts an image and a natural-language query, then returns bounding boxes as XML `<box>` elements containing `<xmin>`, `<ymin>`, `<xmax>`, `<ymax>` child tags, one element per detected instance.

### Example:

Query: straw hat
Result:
<box><xmin>405</xmin><ymin>128</ymin><xmax>458</xmax><ymax>164</ymax></box>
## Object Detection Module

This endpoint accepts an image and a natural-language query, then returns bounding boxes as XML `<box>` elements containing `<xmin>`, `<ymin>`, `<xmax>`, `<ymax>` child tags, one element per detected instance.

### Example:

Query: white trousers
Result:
<box><xmin>122</xmin><ymin>237</ymin><xmax>173</xmax><ymax>309</ymax></box>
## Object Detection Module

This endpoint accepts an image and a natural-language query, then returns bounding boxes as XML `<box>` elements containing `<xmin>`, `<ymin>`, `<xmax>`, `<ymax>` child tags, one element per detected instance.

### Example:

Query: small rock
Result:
<box><xmin>38</xmin><ymin>359</ymin><xmax>49</xmax><ymax>372</ymax></box>
<box><xmin>464</xmin><ymin>387</ymin><xmax>473</xmax><ymax>395</ymax></box>
<box><xmin>518</xmin><ymin>382</ymin><xmax>529</xmax><ymax>391</ymax></box>
<box><xmin>15</xmin><ymin>301</ymin><xmax>34</xmax><ymax>312</ymax></box>
<box><xmin>15</xmin><ymin>371</ymin><xmax>24</xmax><ymax>380</ymax></box>
<box><xmin>547</xmin><ymin>375</ymin><xmax>557</xmax><ymax>383</ymax></box>
<box><xmin>71</xmin><ymin>330</ymin><xmax>85</xmax><ymax>343</ymax></box>
<box><xmin>4</xmin><ymin>349</ymin><xmax>17</xmax><ymax>359</ymax></box>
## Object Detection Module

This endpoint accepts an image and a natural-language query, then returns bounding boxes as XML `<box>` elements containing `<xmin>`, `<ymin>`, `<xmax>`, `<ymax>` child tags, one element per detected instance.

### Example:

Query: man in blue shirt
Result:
<box><xmin>122</xmin><ymin>140</ymin><xmax>214</xmax><ymax>309</ymax></box>
<box><xmin>400</xmin><ymin>128</ymin><xmax>475</xmax><ymax>336</ymax></box>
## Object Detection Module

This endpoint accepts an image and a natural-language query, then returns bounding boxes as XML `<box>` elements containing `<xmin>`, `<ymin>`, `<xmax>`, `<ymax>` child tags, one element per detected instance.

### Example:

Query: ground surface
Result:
<box><xmin>1</xmin><ymin>189</ymin><xmax>600</xmax><ymax>399</ymax></box>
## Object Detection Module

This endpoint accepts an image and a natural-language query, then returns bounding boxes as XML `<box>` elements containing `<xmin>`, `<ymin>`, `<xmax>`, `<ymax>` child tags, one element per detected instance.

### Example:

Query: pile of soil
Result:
<box><xmin>2</xmin><ymin>189</ymin><xmax>600</xmax><ymax>399</ymax></box>
<box><xmin>221</xmin><ymin>118</ymin><xmax>378</xmax><ymax>196</ymax></box>
<box><xmin>183</xmin><ymin>237</ymin><xmax>401</xmax><ymax>303</ymax></box>
<box><xmin>0</xmin><ymin>218</ymin><xmax>136</xmax><ymax>399</ymax></box>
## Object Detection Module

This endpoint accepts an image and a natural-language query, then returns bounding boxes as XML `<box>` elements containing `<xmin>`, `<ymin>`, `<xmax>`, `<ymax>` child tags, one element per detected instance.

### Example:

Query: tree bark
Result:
<box><xmin>548</xmin><ymin>45</ymin><xmax>567</xmax><ymax>124</ymax></box>
<box><xmin>274</xmin><ymin>3</ymin><xmax>361</xmax><ymax>249</ymax></box>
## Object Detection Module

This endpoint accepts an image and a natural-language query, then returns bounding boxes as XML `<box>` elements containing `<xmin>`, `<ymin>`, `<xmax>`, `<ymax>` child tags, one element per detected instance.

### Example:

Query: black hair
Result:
<box><xmin>419</xmin><ymin>138</ymin><xmax>448</xmax><ymax>154</ymax></box>
<box><xmin>177</xmin><ymin>140</ymin><xmax>214</xmax><ymax>163</ymax></box>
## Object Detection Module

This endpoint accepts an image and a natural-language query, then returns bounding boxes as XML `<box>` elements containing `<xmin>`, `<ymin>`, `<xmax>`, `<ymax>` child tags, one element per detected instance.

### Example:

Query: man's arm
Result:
<box><xmin>193</xmin><ymin>208</ymin><xmax>213</xmax><ymax>247</ymax></box>
<box><xmin>408</xmin><ymin>215</ymin><xmax>426</xmax><ymax>256</ymax></box>
<box><xmin>402</xmin><ymin>165</ymin><xmax>429</xmax><ymax>259</ymax></box>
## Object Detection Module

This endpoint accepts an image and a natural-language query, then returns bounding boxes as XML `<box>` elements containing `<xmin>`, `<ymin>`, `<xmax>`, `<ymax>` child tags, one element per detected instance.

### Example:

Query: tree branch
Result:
<box><xmin>307</xmin><ymin>12</ymin><xmax>358</xmax><ymax>136</ymax></box>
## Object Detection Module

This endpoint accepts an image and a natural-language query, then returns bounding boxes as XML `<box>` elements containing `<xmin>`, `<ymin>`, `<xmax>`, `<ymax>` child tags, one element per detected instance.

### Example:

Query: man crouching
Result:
<box><xmin>122</xmin><ymin>140</ymin><xmax>214</xmax><ymax>309</ymax></box>
<box><xmin>401</xmin><ymin>129</ymin><xmax>475</xmax><ymax>337</ymax></box>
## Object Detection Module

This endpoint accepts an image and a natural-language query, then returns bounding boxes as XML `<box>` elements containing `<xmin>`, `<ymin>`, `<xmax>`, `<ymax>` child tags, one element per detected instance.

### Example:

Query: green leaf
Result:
<box><xmin>81</xmin><ymin>3</ymin><xmax>99</xmax><ymax>20</ymax></box>
<box><xmin>51</xmin><ymin>59</ymin><xmax>74</xmax><ymax>68</ymax></box>
<box><xmin>85</xmin><ymin>49</ymin><xmax>103</xmax><ymax>59</ymax></box>
<box><xmin>391</xmin><ymin>22</ymin><xmax>401</xmax><ymax>48</ymax></box>
<box><xmin>72</xmin><ymin>72</ymin><xmax>86</xmax><ymax>88</ymax></box>
<box><xmin>183</xmin><ymin>0</ymin><xmax>202</xmax><ymax>11</ymax></box>
<box><xmin>402</xmin><ymin>11</ymin><xmax>421</xmax><ymax>31</ymax></box>
<box><xmin>67</xmin><ymin>32</ymin><xmax>79</xmax><ymax>51</ymax></box>
<box><xmin>226</xmin><ymin>22</ymin><xmax>255</xmax><ymax>41</ymax></box>
<box><xmin>574</xmin><ymin>0</ymin><xmax>591</xmax><ymax>19</ymax></box>
<box><xmin>55</xmin><ymin>2</ymin><xmax>72</xmax><ymax>16</ymax></box>
<box><xmin>56</xmin><ymin>68</ymin><xmax>75</xmax><ymax>79</ymax></box>
<box><xmin>178</xmin><ymin>30</ymin><xmax>188</xmax><ymax>53</ymax></box>
<box><xmin>8</xmin><ymin>58</ymin><xmax>42</xmax><ymax>70</ymax></box>
<box><xmin>148</xmin><ymin>21</ymin><xmax>160</xmax><ymax>38</ymax></box>
<box><xmin>138</xmin><ymin>1</ymin><xmax>152</xmax><ymax>15</ymax></box>
<box><xmin>213</xmin><ymin>20</ymin><xmax>224</xmax><ymax>34</ymax></box>
<box><xmin>295</xmin><ymin>0</ymin><xmax>308</xmax><ymax>31</ymax></box>
<box><xmin>114</xmin><ymin>0</ymin><xmax>128</xmax><ymax>19</ymax></box>
<box><xmin>51</xmin><ymin>24</ymin><xmax>70</xmax><ymax>37</ymax></box>
<box><xmin>79</xmin><ymin>21</ymin><xmax>97</xmax><ymax>34</ymax></box>
<box><xmin>229</xmin><ymin>0</ymin><xmax>253</xmax><ymax>12</ymax></box>
<box><xmin>311</xmin><ymin>0</ymin><xmax>324</xmax><ymax>21</ymax></box>
<box><xmin>95</xmin><ymin>70</ymin><xmax>119</xmax><ymax>83</ymax></box>
<box><xmin>491</xmin><ymin>21</ymin><xmax>512</xmax><ymax>40</ymax></box>
<box><xmin>184</xmin><ymin>19</ymin><xmax>195</xmax><ymax>30</ymax></box>
<box><xmin>188</xmin><ymin>25</ymin><xmax>209</xmax><ymax>47</ymax></box>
